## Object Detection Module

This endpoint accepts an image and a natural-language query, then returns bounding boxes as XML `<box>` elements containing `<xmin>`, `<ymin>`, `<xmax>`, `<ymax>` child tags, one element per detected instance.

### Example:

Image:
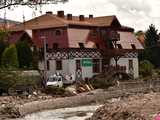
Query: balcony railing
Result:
<box><xmin>103</xmin><ymin>65</ymin><xmax>126</xmax><ymax>73</ymax></box>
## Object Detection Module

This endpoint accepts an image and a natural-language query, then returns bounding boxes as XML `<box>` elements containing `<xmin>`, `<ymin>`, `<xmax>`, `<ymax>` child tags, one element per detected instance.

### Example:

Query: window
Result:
<box><xmin>93</xmin><ymin>59</ymin><xmax>100</xmax><ymax>73</ymax></box>
<box><xmin>56</xmin><ymin>60</ymin><xmax>62</xmax><ymax>70</ymax></box>
<box><xmin>47</xmin><ymin>60</ymin><xmax>50</xmax><ymax>70</ymax></box>
<box><xmin>117</xmin><ymin>44</ymin><xmax>122</xmax><ymax>49</ymax></box>
<box><xmin>53</xmin><ymin>43</ymin><xmax>59</xmax><ymax>49</ymax></box>
<box><xmin>55</xmin><ymin>30</ymin><xmax>61</xmax><ymax>36</ymax></box>
<box><xmin>46</xmin><ymin>43</ymin><xmax>49</xmax><ymax>50</ymax></box>
<box><xmin>131</xmin><ymin>44</ymin><xmax>136</xmax><ymax>49</ymax></box>
<box><xmin>79</xmin><ymin>43</ymin><xmax>85</xmax><ymax>48</ymax></box>
<box><xmin>96</xmin><ymin>43</ymin><xmax>100</xmax><ymax>49</ymax></box>
<box><xmin>76</xmin><ymin>60</ymin><xmax>81</xmax><ymax>70</ymax></box>
<box><xmin>92</xmin><ymin>29</ymin><xmax>97</xmax><ymax>37</ymax></box>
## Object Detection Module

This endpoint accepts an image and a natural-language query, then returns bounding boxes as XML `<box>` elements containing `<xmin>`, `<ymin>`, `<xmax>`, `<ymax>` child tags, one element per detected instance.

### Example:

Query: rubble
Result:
<box><xmin>87</xmin><ymin>93</ymin><xmax>160</xmax><ymax>120</ymax></box>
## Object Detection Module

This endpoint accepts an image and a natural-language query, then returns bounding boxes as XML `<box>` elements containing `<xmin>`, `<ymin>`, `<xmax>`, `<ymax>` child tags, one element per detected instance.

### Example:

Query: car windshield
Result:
<box><xmin>48</xmin><ymin>77</ymin><xmax>57</xmax><ymax>82</ymax></box>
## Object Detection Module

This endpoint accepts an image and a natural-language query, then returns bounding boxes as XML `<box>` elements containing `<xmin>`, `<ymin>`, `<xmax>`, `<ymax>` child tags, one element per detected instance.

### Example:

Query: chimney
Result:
<box><xmin>89</xmin><ymin>14</ymin><xmax>93</xmax><ymax>19</ymax></box>
<box><xmin>79</xmin><ymin>15</ymin><xmax>85</xmax><ymax>21</ymax></box>
<box><xmin>67</xmin><ymin>14</ymin><xmax>72</xmax><ymax>20</ymax></box>
<box><xmin>57</xmin><ymin>11</ymin><xmax>64</xmax><ymax>18</ymax></box>
<box><xmin>46</xmin><ymin>11</ymin><xmax>53</xmax><ymax>15</ymax></box>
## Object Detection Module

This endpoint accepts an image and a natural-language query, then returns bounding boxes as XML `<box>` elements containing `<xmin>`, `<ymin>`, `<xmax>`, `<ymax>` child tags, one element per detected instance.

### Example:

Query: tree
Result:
<box><xmin>16</xmin><ymin>40</ymin><xmax>33</xmax><ymax>69</ymax></box>
<box><xmin>145</xmin><ymin>24</ymin><xmax>159</xmax><ymax>48</ymax></box>
<box><xmin>0</xmin><ymin>0</ymin><xmax>68</xmax><ymax>9</ymax></box>
<box><xmin>139</xmin><ymin>24</ymin><xmax>160</xmax><ymax>67</ymax></box>
<box><xmin>1</xmin><ymin>44</ymin><xmax>19</xmax><ymax>69</ymax></box>
<box><xmin>0</xmin><ymin>30</ymin><xmax>9</xmax><ymax>67</ymax></box>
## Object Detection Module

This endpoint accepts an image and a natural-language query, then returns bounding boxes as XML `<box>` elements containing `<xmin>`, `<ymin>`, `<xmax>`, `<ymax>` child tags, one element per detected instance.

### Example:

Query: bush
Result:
<box><xmin>43</xmin><ymin>86</ymin><xmax>65</xmax><ymax>95</ymax></box>
<box><xmin>0</xmin><ymin>70</ymin><xmax>41</xmax><ymax>95</ymax></box>
<box><xmin>1</xmin><ymin>44</ymin><xmax>19</xmax><ymax>69</ymax></box>
<box><xmin>91</xmin><ymin>73</ymin><xmax>116</xmax><ymax>89</ymax></box>
<box><xmin>0</xmin><ymin>70</ymin><xmax>18</xmax><ymax>95</ymax></box>
<box><xmin>139</xmin><ymin>60</ymin><xmax>154</xmax><ymax>77</ymax></box>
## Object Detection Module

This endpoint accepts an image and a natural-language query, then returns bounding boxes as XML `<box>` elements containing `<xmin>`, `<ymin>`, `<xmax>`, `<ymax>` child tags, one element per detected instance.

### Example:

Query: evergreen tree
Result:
<box><xmin>16</xmin><ymin>40</ymin><xmax>33</xmax><ymax>69</ymax></box>
<box><xmin>1</xmin><ymin>44</ymin><xmax>19</xmax><ymax>69</ymax></box>
<box><xmin>139</xmin><ymin>24</ymin><xmax>160</xmax><ymax>67</ymax></box>
<box><xmin>145</xmin><ymin>24</ymin><xmax>159</xmax><ymax>48</ymax></box>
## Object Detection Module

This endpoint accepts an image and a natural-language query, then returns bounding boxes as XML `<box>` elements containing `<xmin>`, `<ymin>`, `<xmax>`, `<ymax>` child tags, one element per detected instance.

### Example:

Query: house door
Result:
<box><xmin>128</xmin><ymin>59</ymin><xmax>134</xmax><ymax>75</ymax></box>
<box><xmin>76</xmin><ymin>60</ymin><xmax>82</xmax><ymax>81</ymax></box>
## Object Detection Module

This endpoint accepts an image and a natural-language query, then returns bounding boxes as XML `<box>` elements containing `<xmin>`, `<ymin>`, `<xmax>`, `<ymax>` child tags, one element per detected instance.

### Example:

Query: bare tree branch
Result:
<box><xmin>0</xmin><ymin>0</ymin><xmax>68</xmax><ymax>9</ymax></box>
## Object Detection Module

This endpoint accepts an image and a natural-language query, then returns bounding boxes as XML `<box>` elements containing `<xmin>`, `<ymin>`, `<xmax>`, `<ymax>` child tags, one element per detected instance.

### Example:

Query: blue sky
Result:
<box><xmin>0</xmin><ymin>0</ymin><xmax>160</xmax><ymax>31</ymax></box>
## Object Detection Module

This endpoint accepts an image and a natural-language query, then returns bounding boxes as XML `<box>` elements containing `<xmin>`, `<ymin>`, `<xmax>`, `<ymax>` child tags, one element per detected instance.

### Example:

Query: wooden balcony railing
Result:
<box><xmin>103</xmin><ymin>65</ymin><xmax>126</xmax><ymax>73</ymax></box>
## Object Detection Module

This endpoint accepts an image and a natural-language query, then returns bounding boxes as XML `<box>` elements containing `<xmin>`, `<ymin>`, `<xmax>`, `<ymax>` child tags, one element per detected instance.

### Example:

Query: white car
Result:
<box><xmin>46</xmin><ymin>74</ymin><xmax>63</xmax><ymax>87</ymax></box>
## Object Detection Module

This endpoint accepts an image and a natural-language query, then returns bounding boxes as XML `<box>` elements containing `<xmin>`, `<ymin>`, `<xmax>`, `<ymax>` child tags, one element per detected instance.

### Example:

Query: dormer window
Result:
<box><xmin>117</xmin><ymin>44</ymin><xmax>122</xmax><ymax>49</ymax></box>
<box><xmin>131</xmin><ymin>44</ymin><xmax>136</xmax><ymax>49</ymax></box>
<box><xmin>55</xmin><ymin>30</ymin><xmax>61</xmax><ymax>36</ymax></box>
<box><xmin>79</xmin><ymin>43</ymin><xmax>85</xmax><ymax>48</ymax></box>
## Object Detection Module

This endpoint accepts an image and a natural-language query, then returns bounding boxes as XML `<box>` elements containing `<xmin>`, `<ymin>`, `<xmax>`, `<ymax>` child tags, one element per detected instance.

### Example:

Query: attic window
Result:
<box><xmin>55</xmin><ymin>30</ymin><xmax>61</xmax><ymax>36</ymax></box>
<box><xmin>79</xmin><ymin>43</ymin><xmax>85</xmax><ymax>48</ymax></box>
<box><xmin>117</xmin><ymin>44</ymin><xmax>122</xmax><ymax>49</ymax></box>
<box><xmin>131</xmin><ymin>44</ymin><xmax>136</xmax><ymax>49</ymax></box>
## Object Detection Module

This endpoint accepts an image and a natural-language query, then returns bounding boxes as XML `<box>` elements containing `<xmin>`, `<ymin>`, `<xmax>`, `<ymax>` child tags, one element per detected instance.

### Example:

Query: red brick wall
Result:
<box><xmin>33</xmin><ymin>27</ymin><xmax>69</xmax><ymax>48</ymax></box>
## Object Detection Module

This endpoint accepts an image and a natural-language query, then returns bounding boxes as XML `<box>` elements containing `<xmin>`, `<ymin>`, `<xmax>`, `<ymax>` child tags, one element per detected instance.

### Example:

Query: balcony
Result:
<box><xmin>103</xmin><ymin>65</ymin><xmax>126</xmax><ymax>73</ymax></box>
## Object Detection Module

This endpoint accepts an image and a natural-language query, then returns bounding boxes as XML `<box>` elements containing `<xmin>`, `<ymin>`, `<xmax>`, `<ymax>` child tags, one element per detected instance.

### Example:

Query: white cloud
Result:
<box><xmin>0</xmin><ymin>0</ymin><xmax>160</xmax><ymax>31</ymax></box>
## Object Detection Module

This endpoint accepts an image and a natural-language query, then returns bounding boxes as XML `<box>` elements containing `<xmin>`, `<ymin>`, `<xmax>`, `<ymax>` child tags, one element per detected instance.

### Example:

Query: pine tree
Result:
<box><xmin>145</xmin><ymin>24</ymin><xmax>159</xmax><ymax>48</ymax></box>
<box><xmin>139</xmin><ymin>24</ymin><xmax>160</xmax><ymax>67</ymax></box>
<box><xmin>16</xmin><ymin>40</ymin><xmax>33</xmax><ymax>69</ymax></box>
<box><xmin>1</xmin><ymin>44</ymin><xmax>19</xmax><ymax>69</ymax></box>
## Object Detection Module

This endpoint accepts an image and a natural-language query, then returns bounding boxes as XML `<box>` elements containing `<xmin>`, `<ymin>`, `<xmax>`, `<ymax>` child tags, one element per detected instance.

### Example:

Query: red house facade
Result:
<box><xmin>10</xmin><ymin>11</ymin><xmax>143</xmax><ymax>79</ymax></box>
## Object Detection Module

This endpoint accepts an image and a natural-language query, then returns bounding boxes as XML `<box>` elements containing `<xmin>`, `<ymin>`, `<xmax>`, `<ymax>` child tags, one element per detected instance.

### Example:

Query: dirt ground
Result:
<box><xmin>88</xmin><ymin>92</ymin><xmax>160</xmax><ymax>120</ymax></box>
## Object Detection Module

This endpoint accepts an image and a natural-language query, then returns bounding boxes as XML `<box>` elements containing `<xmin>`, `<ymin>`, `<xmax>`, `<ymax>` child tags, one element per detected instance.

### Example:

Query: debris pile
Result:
<box><xmin>87</xmin><ymin>93</ymin><xmax>160</xmax><ymax>120</ymax></box>
<box><xmin>87</xmin><ymin>104</ymin><xmax>146</xmax><ymax>120</ymax></box>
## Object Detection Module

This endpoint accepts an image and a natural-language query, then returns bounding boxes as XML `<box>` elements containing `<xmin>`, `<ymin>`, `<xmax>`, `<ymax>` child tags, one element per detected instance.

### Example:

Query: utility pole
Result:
<box><xmin>41</xmin><ymin>36</ymin><xmax>47</xmax><ymax>83</ymax></box>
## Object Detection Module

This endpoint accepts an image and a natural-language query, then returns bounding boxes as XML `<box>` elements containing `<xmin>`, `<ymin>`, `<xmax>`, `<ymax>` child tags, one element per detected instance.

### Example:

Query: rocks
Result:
<box><xmin>0</xmin><ymin>104</ymin><xmax>21</xmax><ymax>118</ymax></box>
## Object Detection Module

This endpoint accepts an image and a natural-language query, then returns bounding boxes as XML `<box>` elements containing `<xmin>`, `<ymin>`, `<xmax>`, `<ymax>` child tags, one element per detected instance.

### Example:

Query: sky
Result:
<box><xmin>0</xmin><ymin>0</ymin><xmax>160</xmax><ymax>32</ymax></box>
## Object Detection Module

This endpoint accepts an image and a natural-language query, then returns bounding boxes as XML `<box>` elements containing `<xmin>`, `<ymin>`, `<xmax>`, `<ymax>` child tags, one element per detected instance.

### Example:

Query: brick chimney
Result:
<box><xmin>67</xmin><ymin>14</ymin><xmax>72</xmax><ymax>20</ymax></box>
<box><xmin>89</xmin><ymin>14</ymin><xmax>93</xmax><ymax>19</ymax></box>
<box><xmin>57</xmin><ymin>11</ymin><xmax>64</xmax><ymax>18</ymax></box>
<box><xmin>46</xmin><ymin>11</ymin><xmax>53</xmax><ymax>15</ymax></box>
<box><xmin>79</xmin><ymin>15</ymin><xmax>85</xmax><ymax>21</ymax></box>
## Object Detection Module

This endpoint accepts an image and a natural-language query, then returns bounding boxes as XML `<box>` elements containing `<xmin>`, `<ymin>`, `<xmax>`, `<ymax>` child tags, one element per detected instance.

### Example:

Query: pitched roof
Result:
<box><xmin>11</xmin><ymin>13</ymin><xmax>122</xmax><ymax>31</ymax></box>
<box><xmin>88</xmin><ymin>16</ymin><xmax>117</xmax><ymax>27</ymax></box>
<box><xmin>0</xmin><ymin>18</ymin><xmax>20</xmax><ymax>24</ymax></box>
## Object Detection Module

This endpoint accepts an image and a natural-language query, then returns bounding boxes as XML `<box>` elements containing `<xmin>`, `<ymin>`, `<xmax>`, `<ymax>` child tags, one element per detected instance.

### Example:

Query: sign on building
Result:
<box><xmin>81</xmin><ymin>59</ymin><xmax>93</xmax><ymax>67</ymax></box>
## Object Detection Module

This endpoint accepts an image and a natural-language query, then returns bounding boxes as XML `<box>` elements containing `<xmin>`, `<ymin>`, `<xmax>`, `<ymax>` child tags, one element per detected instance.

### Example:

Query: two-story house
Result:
<box><xmin>10</xmin><ymin>11</ymin><xmax>143</xmax><ymax>79</ymax></box>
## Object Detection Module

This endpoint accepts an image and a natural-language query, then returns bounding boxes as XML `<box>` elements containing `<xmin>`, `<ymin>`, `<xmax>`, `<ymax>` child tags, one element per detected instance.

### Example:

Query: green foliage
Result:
<box><xmin>43</xmin><ymin>86</ymin><xmax>65</xmax><ymax>95</ymax></box>
<box><xmin>0</xmin><ymin>40</ymin><xmax>7</xmax><ymax>66</ymax></box>
<box><xmin>0</xmin><ymin>30</ymin><xmax>9</xmax><ymax>67</ymax></box>
<box><xmin>0</xmin><ymin>70</ymin><xmax>18</xmax><ymax>94</ymax></box>
<box><xmin>91</xmin><ymin>74</ymin><xmax>116</xmax><ymax>89</ymax></box>
<box><xmin>139</xmin><ymin>24</ymin><xmax>160</xmax><ymax>67</ymax></box>
<box><xmin>32</xmin><ymin>47</ymin><xmax>39</xmax><ymax>69</ymax></box>
<box><xmin>16</xmin><ymin>40</ymin><xmax>33</xmax><ymax>69</ymax></box>
<box><xmin>145</xmin><ymin>24</ymin><xmax>159</xmax><ymax>48</ymax></box>
<box><xmin>139</xmin><ymin>60</ymin><xmax>154</xmax><ymax>77</ymax></box>
<box><xmin>1</xmin><ymin>44</ymin><xmax>19</xmax><ymax>69</ymax></box>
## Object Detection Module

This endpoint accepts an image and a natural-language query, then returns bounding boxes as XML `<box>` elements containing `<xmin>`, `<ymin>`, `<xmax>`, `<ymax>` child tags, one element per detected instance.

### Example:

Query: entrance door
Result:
<box><xmin>128</xmin><ymin>59</ymin><xmax>134</xmax><ymax>75</ymax></box>
<box><xmin>76</xmin><ymin>60</ymin><xmax>82</xmax><ymax>81</ymax></box>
